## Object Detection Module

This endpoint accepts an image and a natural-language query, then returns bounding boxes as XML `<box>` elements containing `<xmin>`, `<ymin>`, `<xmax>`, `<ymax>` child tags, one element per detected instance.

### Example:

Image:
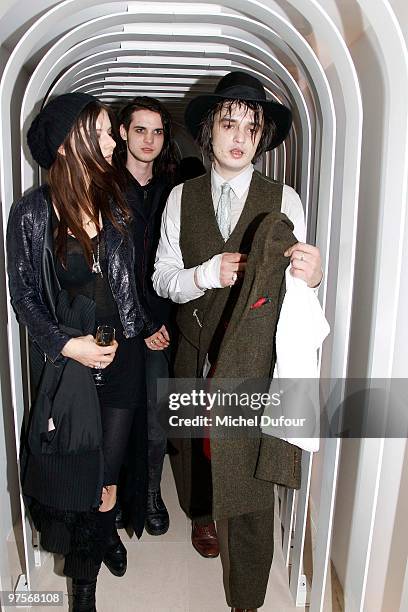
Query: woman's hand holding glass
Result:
<box><xmin>61</xmin><ymin>334</ymin><xmax>118</xmax><ymax>368</ymax></box>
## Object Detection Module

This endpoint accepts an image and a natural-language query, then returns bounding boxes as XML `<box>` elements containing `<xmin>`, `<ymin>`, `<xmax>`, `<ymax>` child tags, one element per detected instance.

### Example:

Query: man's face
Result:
<box><xmin>120</xmin><ymin>109</ymin><xmax>164</xmax><ymax>164</ymax></box>
<box><xmin>211</xmin><ymin>102</ymin><xmax>263</xmax><ymax>178</ymax></box>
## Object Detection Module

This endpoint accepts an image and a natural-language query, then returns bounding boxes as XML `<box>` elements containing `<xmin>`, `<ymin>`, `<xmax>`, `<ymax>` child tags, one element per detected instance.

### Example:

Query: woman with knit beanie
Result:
<box><xmin>7</xmin><ymin>93</ymin><xmax>169</xmax><ymax>611</ymax></box>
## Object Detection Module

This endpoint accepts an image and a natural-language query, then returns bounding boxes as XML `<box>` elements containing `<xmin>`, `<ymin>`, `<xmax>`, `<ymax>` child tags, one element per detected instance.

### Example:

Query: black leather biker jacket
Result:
<box><xmin>7</xmin><ymin>185</ymin><xmax>159</xmax><ymax>362</ymax></box>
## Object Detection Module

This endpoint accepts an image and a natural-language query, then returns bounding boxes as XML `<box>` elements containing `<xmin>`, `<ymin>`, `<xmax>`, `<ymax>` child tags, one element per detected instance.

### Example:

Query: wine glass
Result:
<box><xmin>93</xmin><ymin>325</ymin><xmax>115</xmax><ymax>387</ymax></box>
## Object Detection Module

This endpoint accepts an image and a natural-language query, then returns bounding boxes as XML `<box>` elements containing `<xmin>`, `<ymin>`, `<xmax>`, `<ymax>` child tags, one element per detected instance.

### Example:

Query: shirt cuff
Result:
<box><xmin>177</xmin><ymin>267</ymin><xmax>206</xmax><ymax>300</ymax></box>
<box><xmin>196</xmin><ymin>254</ymin><xmax>223</xmax><ymax>290</ymax></box>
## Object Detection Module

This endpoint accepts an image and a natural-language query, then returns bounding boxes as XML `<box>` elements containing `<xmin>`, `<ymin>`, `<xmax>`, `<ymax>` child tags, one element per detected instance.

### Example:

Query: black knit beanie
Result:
<box><xmin>27</xmin><ymin>92</ymin><xmax>97</xmax><ymax>169</ymax></box>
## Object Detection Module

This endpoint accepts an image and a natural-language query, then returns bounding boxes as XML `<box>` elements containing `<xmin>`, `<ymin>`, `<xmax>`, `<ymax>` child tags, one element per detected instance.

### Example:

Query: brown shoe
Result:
<box><xmin>191</xmin><ymin>521</ymin><xmax>220</xmax><ymax>558</ymax></box>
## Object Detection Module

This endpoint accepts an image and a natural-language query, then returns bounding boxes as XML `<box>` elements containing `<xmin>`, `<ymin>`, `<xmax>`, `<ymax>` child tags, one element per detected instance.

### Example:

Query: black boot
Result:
<box><xmin>145</xmin><ymin>489</ymin><xmax>169</xmax><ymax>536</ymax></box>
<box><xmin>103</xmin><ymin>530</ymin><xmax>127</xmax><ymax>577</ymax></box>
<box><xmin>71</xmin><ymin>578</ymin><xmax>97</xmax><ymax>612</ymax></box>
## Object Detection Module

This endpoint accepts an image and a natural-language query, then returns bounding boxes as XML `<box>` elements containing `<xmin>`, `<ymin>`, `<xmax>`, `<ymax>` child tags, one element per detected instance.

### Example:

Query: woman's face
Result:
<box><xmin>96</xmin><ymin>109</ymin><xmax>116</xmax><ymax>164</ymax></box>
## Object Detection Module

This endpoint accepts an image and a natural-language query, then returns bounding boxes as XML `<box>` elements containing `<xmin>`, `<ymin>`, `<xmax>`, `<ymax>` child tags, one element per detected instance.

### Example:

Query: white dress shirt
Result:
<box><xmin>153</xmin><ymin>164</ymin><xmax>329</xmax><ymax>453</ymax></box>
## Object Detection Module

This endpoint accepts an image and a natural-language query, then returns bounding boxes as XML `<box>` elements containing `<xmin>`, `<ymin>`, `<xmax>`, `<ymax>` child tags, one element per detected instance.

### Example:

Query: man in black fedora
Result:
<box><xmin>153</xmin><ymin>71</ymin><xmax>323</xmax><ymax>611</ymax></box>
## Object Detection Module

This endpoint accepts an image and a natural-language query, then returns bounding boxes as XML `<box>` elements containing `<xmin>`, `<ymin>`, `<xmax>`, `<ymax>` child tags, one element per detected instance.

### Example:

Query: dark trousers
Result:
<box><xmin>190</xmin><ymin>443</ymin><xmax>275</xmax><ymax>608</ymax></box>
<box><xmin>220</xmin><ymin>506</ymin><xmax>275</xmax><ymax>608</ymax></box>
<box><xmin>145</xmin><ymin>346</ymin><xmax>170</xmax><ymax>490</ymax></box>
<box><xmin>190</xmin><ymin>438</ymin><xmax>213</xmax><ymax>523</ymax></box>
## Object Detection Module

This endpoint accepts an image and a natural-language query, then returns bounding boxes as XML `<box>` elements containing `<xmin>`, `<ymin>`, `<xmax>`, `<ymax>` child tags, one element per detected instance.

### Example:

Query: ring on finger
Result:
<box><xmin>230</xmin><ymin>271</ymin><xmax>238</xmax><ymax>286</ymax></box>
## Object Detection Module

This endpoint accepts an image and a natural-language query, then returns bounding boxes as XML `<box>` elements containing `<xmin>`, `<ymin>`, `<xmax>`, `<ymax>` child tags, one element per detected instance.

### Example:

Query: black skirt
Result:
<box><xmin>96</xmin><ymin>318</ymin><xmax>147</xmax><ymax>486</ymax></box>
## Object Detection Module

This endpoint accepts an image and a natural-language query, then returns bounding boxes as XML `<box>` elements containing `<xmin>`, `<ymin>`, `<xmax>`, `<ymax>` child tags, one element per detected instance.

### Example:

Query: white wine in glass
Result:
<box><xmin>93</xmin><ymin>325</ymin><xmax>115</xmax><ymax>386</ymax></box>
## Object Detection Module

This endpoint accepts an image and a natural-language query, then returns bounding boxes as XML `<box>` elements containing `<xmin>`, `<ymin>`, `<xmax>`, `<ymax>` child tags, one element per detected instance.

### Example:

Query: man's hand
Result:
<box><xmin>61</xmin><ymin>335</ymin><xmax>118</xmax><ymax>368</ymax></box>
<box><xmin>145</xmin><ymin>324</ymin><xmax>170</xmax><ymax>351</ymax></box>
<box><xmin>220</xmin><ymin>252</ymin><xmax>247</xmax><ymax>288</ymax></box>
<box><xmin>284</xmin><ymin>242</ymin><xmax>323</xmax><ymax>288</ymax></box>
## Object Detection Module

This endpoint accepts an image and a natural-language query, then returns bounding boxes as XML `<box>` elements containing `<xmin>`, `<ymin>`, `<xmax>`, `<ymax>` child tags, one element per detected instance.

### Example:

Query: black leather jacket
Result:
<box><xmin>7</xmin><ymin>185</ymin><xmax>158</xmax><ymax>363</ymax></box>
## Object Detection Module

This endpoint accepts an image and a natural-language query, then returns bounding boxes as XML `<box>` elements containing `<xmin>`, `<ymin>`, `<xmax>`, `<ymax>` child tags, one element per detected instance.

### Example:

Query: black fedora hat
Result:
<box><xmin>185</xmin><ymin>71</ymin><xmax>292</xmax><ymax>150</ymax></box>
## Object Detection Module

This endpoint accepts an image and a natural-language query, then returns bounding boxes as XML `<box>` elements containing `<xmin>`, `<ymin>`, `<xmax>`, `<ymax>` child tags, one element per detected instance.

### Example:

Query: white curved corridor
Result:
<box><xmin>1</xmin><ymin>1</ymin><xmax>408</xmax><ymax>611</ymax></box>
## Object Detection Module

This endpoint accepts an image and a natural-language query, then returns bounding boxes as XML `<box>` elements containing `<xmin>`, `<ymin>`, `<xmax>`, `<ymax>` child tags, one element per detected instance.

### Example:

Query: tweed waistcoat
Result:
<box><xmin>176</xmin><ymin>170</ymin><xmax>283</xmax><ymax>376</ymax></box>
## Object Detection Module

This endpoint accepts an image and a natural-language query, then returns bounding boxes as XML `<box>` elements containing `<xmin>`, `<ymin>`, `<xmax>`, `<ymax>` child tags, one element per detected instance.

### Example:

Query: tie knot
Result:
<box><xmin>221</xmin><ymin>182</ymin><xmax>231</xmax><ymax>196</ymax></box>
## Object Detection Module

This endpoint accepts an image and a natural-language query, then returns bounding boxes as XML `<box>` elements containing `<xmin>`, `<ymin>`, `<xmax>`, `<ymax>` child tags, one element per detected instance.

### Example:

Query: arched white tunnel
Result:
<box><xmin>1</xmin><ymin>1</ymin><xmax>408</xmax><ymax>610</ymax></box>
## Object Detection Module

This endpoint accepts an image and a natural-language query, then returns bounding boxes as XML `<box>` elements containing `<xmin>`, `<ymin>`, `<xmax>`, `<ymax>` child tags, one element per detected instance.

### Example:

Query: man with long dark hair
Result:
<box><xmin>118</xmin><ymin>97</ymin><xmax>180</xmax><ymax>535</ymax></box>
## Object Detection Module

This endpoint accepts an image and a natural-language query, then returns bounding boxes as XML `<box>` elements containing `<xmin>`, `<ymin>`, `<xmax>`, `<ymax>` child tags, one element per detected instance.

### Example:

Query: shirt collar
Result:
<box><xmin>211</xmin><ymin>164</ymin><xmax>254</xmax><ymax>199</ymax></box>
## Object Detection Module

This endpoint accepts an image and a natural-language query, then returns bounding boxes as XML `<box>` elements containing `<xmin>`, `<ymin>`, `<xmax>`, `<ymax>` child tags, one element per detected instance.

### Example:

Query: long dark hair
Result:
<box><xmin>197</xmin><ymin>99</ymin><xmax>276</xmax><ymax>163</ymax></box>
<box><xmin>117</xmin><ymin>97</ymin><xmax>180</xmax><ymax>181</ymax></box>
<box><xmin>48</xmin><ymin>101</ymin><xmax>129</xmax><ymax>266</ymax></box>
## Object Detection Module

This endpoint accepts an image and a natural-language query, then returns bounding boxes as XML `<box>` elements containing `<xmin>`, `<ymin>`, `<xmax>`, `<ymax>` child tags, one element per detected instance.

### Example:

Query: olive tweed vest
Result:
<box><xmin>176</xmin><ymin>170</ymin><xmax>283</xmax><ymax>376</ymax></box>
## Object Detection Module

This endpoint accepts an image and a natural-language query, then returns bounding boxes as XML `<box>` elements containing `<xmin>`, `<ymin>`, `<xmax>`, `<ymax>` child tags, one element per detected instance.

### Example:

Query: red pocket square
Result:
<box><xmin>250</xmin><ymin>296</ymin><xmax>273</xmax><ymax>310</ymax></box>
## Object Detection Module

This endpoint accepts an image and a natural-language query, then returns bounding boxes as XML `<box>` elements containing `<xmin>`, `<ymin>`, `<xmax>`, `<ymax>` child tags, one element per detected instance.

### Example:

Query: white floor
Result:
<box><xmin>32</xmin><ymin>458</ymin><xmax>304</xmax><ymax>611</ymax></box>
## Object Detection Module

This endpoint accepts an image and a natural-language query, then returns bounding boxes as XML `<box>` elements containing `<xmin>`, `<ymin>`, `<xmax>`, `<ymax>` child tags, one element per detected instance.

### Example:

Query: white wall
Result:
<box><xmin>329</xmin><ymin>27</ymin><xmax>385</xmax><ymax>593</ymax></box>
<box><xmin>389</xmin><ymin>0</ymin><xmax>408</xmax><ymax>39</ymax></box>
<box><xmin>330</xmin><ymin>11</ymin><xmax>408</xmax><ymax>610</ymax></box>
<box><xmin>0</xmin><ymin>43</ymin><xmax>29</xmax><ymax>602</ymax></box>
<box><xmin>0</xmin><ymin>190</ymin><xmax>24</xmax><ymax>602</ymax></box>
